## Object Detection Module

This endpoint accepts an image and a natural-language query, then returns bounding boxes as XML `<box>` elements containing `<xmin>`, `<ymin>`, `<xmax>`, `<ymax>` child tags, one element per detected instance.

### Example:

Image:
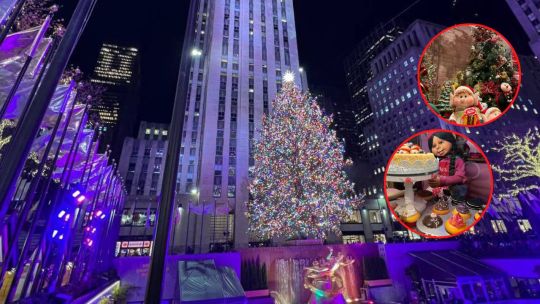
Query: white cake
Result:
<box><xmin>387</xmin><ymin>143</ymin><xmax>439</xmax><ymax>176</ymax></box>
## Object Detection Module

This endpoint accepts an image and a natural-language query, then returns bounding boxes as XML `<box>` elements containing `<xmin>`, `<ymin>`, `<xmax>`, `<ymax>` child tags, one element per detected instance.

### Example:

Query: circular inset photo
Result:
<box><xmin>384</xmin><ymin>129</ymin><xmax>493</xmax><ymax>239</ymax></box>
<box><xmin>418</xmin><ymin>23</ymin><xmax>521</xmax><ymax>127</ymax></box>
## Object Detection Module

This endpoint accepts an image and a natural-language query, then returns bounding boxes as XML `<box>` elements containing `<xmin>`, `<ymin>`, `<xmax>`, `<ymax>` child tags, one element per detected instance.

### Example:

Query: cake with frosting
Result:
<box><xmin>445</xmin><ymin>213</ymin><xmax>467</xmax><ymax>235</ymax></box>
<box><xmin>433</xmin><ymin>197</ymin><xmax>450</xmax><ymax>215</ymax></box>
<box><xmin>388</xmin><ymin>142</ymin><xmax>438</xmax><ymax>176</ymax></box>
<box><xmin>452</xmin><ymin>203</ymin><xmax>471</xmax><ymax>220</ymax></box>
<box><xmin>399</xmin><ymin>203</ymin><xmax>420</xmax><ymax>224</ymax></box>
<box><xmin>422</xmin><ymin>213</ymin><xmax>443</xmax><ymax>228</ymax></box>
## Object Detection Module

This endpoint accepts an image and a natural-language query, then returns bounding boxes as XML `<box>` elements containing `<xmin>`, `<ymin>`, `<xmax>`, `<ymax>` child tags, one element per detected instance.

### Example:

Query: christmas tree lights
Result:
<box><xmin>247</xmin><ymin>81</ymin><xmax>363</xmax><ymax>240</ymax></box>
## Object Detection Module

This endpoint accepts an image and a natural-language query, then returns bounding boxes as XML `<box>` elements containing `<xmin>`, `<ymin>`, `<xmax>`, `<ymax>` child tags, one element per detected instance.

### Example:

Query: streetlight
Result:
<box><xmin>191</xmin><ymin>48</ymin><xmax>202</xmax><ymax>57</ymax></box>
<box><xmin>183</xmin><ymin>187</ymin><xmax>199</xmax><ymax>254</ymax></box>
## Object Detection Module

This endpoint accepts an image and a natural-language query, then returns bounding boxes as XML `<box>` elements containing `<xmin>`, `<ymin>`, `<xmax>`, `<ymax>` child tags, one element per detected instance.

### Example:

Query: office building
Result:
<box><xmin>505</xmin><ymin>0</ymin><xmax>540</xmax><ymax>59</ymax></box>
<box><xmin>344</xmin><ymin>22</ymin><xmax>403</xmax><ymax>160</ymax></box>
<box><xmin>115</xmin><ymin>122</ymin><xmax>168</xmax><ymax>257</ymax></box>
<box><xmin>174</xmin><ymin>0</ymin><xmax>304</xmax><ymax>252</ymax></box>
<box><xmin>90</xmin><ymin>43</ymin><xmax>141</xmax><ymax>159</ymax></box>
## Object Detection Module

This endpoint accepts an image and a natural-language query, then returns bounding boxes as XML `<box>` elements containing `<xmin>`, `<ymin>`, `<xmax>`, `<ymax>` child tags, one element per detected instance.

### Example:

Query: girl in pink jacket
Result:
<box><xmin>427</xmin><ymin>132</ymin><xmax>468</xmax><ymax>199</ymax></box>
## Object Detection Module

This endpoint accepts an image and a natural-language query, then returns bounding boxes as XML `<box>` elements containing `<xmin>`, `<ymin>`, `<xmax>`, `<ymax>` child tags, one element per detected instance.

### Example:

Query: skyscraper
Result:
<box><xmin>175</xmin><ymin>0</ymin><xmax>303</xmax><ymax>252</ymax></box>
<box><xmin>333</xmin><ymin>20</ymin><xmax>450</xmax><ymax>244</ymax></box>
<box><xmin>116</xmin><ymin>121</ymin><xmax>169</xmax><ymax>257</ymax></box>
<box><xmin>505</xmin><ymin>0</ymin><xmax>540</xmax><ymax>59</ymax></box>
<box><xmin>344</xmin><ymin>22</ymin><xmax>402</xmax><ymax>160</ymax></box>
<box><xmin>90</xmin><ymin>43</ymin><xmax>141</xmax><ymax>158</ymax></box>
<box><xmin>364</xmin><ymin>20</ymin><xmax>446</xmax><ymax>197</ymax></box>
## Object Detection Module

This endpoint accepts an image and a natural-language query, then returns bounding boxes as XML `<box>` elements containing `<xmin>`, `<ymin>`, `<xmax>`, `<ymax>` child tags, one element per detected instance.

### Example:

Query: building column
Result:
<box><xmin>233</xmin><ymin>195</ymin><xmax>249</xmax><ymax>249</ymax></box>
<box><xmin>361</xmin><ymin>208</ymin><xmax>373</xmax><ymax>242</ymax></box>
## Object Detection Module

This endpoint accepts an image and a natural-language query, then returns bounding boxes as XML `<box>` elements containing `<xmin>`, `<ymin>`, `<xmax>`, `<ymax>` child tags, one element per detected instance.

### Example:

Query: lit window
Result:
<box><xmin>491</xmin><ymin>220</ymin><xmax>507</xmax><ymax>233</ymax></box>
<box><xmin>145</xmin><ymin>129</ymin><xmax>151</xmax><ymax>134</ymax></box>
<box><xmin>517</xmin><ymin>219</ymin><xmax>532</xmax><ymax>232</ymax></box>
<box><xmin>368</xmin><ymin>210</ymin><xmax>382</xmax><ymax>223</ymax></box>
<box><xmin>345</xmin><ymin>210</ymin><xmax>362</xmax><ymax>223</ymax></box>
<box><xmin>342</xmin><ymin>234</ymin><xmax>365</xmax><ymax>244</ymax></box>
<box><xmin>373</xmin><ymin>234</ymin><xmax>386</xmax><ymax>243</ymax></box>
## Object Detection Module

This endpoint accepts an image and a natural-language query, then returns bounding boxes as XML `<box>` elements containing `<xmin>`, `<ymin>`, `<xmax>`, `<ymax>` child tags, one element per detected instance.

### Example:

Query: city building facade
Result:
<box><xmin>364</xmin><ymin>20</ymin><xmax>446</xmax><ymax>197</ymax></box>
<box><xmin>344</xmin><ymin>22</ymin><xmax>403</xmax><ymax>161</ymax></box>
<box><xmin>115</xmin><ymin>121</ymin><xmax>169</xmax><ymax>257</ymax></box>
<box><xmin>90</xmin><ymin>43</ymin><xmax>141</xmax><ymax>159</ymax></box>
<box><xmin>338</xmin><ymin>20</ymin><xmax>447</xmax><ymax>244</ymax></box>
<box><xmin>505</xmin><ymin>0</ymin><xmax>540</xmax><ymax>59</ymax></box>
<box><xmin>175</xmin><ymin>0</ymin><xmax>304</xmax><ymax>252</ymax></box>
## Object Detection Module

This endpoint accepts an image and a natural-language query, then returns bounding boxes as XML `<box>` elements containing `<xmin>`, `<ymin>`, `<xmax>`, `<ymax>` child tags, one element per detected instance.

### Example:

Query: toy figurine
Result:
<box><xmin>448</xmin><ymin>86</ymin><xmax>485</xmax><ymax>125</ymax></box>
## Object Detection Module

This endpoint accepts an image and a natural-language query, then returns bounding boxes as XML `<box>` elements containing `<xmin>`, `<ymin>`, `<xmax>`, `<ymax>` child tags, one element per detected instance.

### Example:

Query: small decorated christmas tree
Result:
<box><xmin>464</xmin><ymin>26</ymin><xmax>519</xmax><ymax>109</ymax></box>
<box><xmin>247</xmin><ymin>73</ymin><xmax>362</xmax><ymax>240</ymax></box>
<box><xmin>435</xmin><ymin>81</ymin><xmax>455</xmax><ymax>118</ymax></box>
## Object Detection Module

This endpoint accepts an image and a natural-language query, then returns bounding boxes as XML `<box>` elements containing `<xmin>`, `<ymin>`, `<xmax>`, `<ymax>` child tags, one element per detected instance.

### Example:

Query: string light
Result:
<box><xmin>247</xmin><ymin>82</ymin><xmax>363</xmax><ymax>240</ymax></box>
<box><xmin>492</xmin><ymin>129</ymin><xmax>540</xmax><ymax>197</ymax></box>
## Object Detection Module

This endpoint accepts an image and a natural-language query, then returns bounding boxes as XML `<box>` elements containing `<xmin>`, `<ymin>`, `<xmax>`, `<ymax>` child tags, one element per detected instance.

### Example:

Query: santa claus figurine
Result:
<box><xmin>449</xmin><ymin>86</ymin><xmax>485</xmax><ymax>125</ymax></box>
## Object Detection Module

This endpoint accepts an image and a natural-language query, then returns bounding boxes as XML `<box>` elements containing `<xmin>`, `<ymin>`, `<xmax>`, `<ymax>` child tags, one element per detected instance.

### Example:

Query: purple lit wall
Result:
<box><xmin>112</xmin><ymin>252</ymin><xmax>241</xmax><ymax>302</ymax></box>
<box><xmin>481</xmin><ymin>258</ymin><xmax>540</xmax><ymax>278</ymax></box>
<box><xmin>382</xmin><ymin>241</ymin><xmax>460</xmax><ymax>301</ymax></box>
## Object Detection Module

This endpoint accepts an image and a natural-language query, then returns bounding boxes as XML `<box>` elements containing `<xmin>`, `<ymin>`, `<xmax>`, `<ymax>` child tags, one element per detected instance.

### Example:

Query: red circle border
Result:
<box><xmin>417</xmin><ymin>23</ymin><xmax>523</xmax><ymax>128</ymax></box>
<box><xmin>383</xmin><ymin>129</ymin><xmax>495</xmax><ymax>239</ymax></box>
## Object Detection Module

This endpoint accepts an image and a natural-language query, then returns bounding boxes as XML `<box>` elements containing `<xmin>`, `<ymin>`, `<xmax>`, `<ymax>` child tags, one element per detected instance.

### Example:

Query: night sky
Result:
<box><xmin>64</xmin><ymin>0</ymin><xmax>530</xmax><ymax>128</ymax></box>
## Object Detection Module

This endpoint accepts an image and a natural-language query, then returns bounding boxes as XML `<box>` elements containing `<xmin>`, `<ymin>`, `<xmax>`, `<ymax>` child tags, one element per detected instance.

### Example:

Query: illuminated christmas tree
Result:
<box><xmin>492</xmin><ymin>129</ymin><xmax>540</xmax><ymax>197</ymax></box>
<box><xmin>464</xmin><ymin>26</ymin><xmax>519</xmax><ymax>108</ymax></box>
<box><xmin>247</xmin><ymin>73</ymin><xmax>362</xmax><ymax>240</ymax></box>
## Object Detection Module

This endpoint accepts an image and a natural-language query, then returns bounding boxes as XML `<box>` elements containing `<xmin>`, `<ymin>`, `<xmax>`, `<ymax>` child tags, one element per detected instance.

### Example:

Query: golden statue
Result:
<box><xmin>303</xmin><ymin>248</ymin><xmax>354</xmax><ymax>304</ymax></box>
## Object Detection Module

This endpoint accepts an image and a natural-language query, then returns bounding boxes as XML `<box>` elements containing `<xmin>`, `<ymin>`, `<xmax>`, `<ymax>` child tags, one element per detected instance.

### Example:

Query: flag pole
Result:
<box><xmin>0</xmin><ymin>15</ymin><xmax>52</xmax><ymax>120</ymax></box>
<box><xmin>0</xmin><ymin>0</ymin><xmax>98</xmax><ymax>227</ymax></box>
<box><xmin>0</xmin><ymin>0</ymin><xmax>26</xmax><ymax>45</ymax></box>
<box><xmin>80</xmin><ymin>125</ymin><xmax>99</xmax><ymax>186</ymax></box>
<box><xmin>144</xmin><ymin>0</ymin><xmax>195</xmax><ymax>301</ymax></box>
<box><xmin>17</xmin><ymin>92</ymin><xmax>81</xmax><ymax>298</ymax></box>
<box><xmin>226</xmin><ymin>199</ymin><xmax>230</xmax><ymax>246</ymax></box>
<box><xmin>199</xmin><ymin>200</ymin><xmax>205</xmax><ymax>253</ymax></box>
<box><xmin>212</xmin><ymin>199</ymin><xmax>216</xmax><ymax>249</ymax></box>
<box><xmin>184</xmin><ymin>200</ymin><xmax>191</xmax><ymax>254</ymax></box>
<box><xmin>0</xmin><ymin>82</ymin><xmax>74</xmax><ymax>297</ymax></box>
<box><xmin>71</xmin><ymin>150</ymin><xmax>109</xmax><ymax>283</ymax></box>
<box><xmin>53</xmin><ymin>126</ymin><xmax>99</xmax><ymax>290</ymax></box>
